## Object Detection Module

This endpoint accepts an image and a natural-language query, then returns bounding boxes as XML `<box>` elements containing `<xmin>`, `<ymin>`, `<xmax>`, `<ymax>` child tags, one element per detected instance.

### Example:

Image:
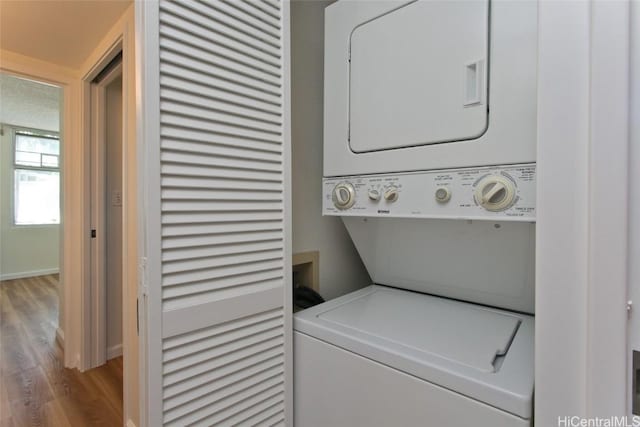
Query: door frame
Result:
<box><xmin>536</xmin><ymin>0</ymin><xmax>630</xmax><ymax>423</ymax></box>
<box><xmin>88</xmin><ymin>60</ymin><xmax>123</xmax><ymax>368</ymax></box>
<box><xmin>81</xmin><ymin>40</ymin><xmax>122</xmax><ymax>371</ymax></box>
<box><xmin>0</xmin><ymin>53</ymin><xmax>77</xmax><ymax>365</ymax></box>
<box><xmin>77</xmin><ymin>6</ymin><xmax>139</xmax><ymax>426</ymax></box>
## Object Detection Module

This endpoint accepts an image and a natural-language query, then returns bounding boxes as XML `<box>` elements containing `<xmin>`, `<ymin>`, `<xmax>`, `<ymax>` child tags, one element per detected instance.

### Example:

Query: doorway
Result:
<box><xmin>89</xmin><ymin>56</ymin><xmax>124</xmax><ymax>369</ymax></box>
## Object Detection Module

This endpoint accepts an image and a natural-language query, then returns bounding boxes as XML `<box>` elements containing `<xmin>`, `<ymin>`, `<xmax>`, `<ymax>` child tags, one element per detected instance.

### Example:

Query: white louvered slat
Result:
<box><xmin>162</xmin><ymin>268</ymin><xmax>282</xmax><ymax>308</ymax></box>
<box><xmin>222</xmin><ymin>0</ymin><xmax>281</xmax><ymax>30</ymax></box>
<box><xmin>162</xmin><ymin>249</ymin><xmax>283</xmax><ymax>275</ymax></box>
<box><xmin>163</xmin><ymin>239</ymin><xmax>283</xmax><ymax>261</ymax></box>
<box><xmin>159</xmin><ymin>23</ymin><xmax>281</xmax><ymax>81</ymax></box>
<box><xmin>161</xmin><ymin>126</ymin><xmax>282</xmax><ymax>153</ymax></box>
<box><xmin>160</xmin><ymin>1</ymin><xmax>281</xmax><ymax>60</ymax></box>
<box><xmin>261</xmin><ymin>0</ymin><xmax>281</xmax><ymax>13</ymax></box>
<box><xmin>201</xmin><ymin>0</ymin><xmax>281</xmax><ymax>41</ymax></box>
<box><xmin>161</xmin><ymin>176</ymin><xmax>282</xmax><ymax>193</ymax></box>
<box><xmin>162</xmin><ymin>220</ymin><xmax>282</xmax><ymax>237</ymax></box>
<box><xmin>160</xmin><ymin>96</ymin><xmax>282</xmax><ymax>135</ymax></box>
<box><xmin>160</xmin><ymin>88</ymin><xmax>281</xmax><ymax>127</ymax></box>
<box><xmin>161</xmin><ymin>163</ymin><xmax>282</xmax><ymax>183</ymax></box>
<box><xmin>160</xmin><ymin>63</ymin><xmax>282</xmax><ymax>111</ymax></box>
<box><xmin>142</xmin><ymin>0</ymin><xmax>289</xmax><ymax>424</ymax></box>
<box><xmin>160</xmin><ymin>75</ymin><xmax>281</xmax><ymax>118</ymax></box>
<box><xmin>237</xmin><ymin>401</ymin><xmax>285</xmax><ymax>426</ymax></box>
<box><xmin>162</xmin><ymin>258</ymin><xmax>282</xmax><ymax>287</ymax></box>
<box><xmin>161</xmin><ymin>150</ymin><xmax>282</xmax><ymax>173</ymax></box>
<box><xmin>163</xmin><ymin>308</ymin><xmax>282</xmax><ymax>350</ymax></box>
<box><xmin>161</xmin><ymin>111</ymin><xmax>281</xmax><ymax>144</ymax></box>
<box><xmin>162</xmin><ymin>211</ymin><xmax>283</xmax><ymax>224</ymax></box>
<box><xmin>163</xmin><ymin>332</ymin><xmax>284</xmax><ymax>386</ymax></box>
<box><xmin>162</xmin><ymin>229</ymin><xmax>283</xmax><ymax>248</ymax></box>
<box><xmin>164</xmin><ymin>357</ymin><xmax>285</xmax><ymax>416</ymax></box>
<box><xmin>159</xmin><ymin>12</ymin><xmax>281</xmax><ymax>74</ymax></box>
<box><xmin>160</xmin><ymin>50</ymin><xmax>281</xmax><ymax>99</ymax></box>
<box><xmin>240</xmin><ymin>0</ymin><xmax>280</xmax><ymax>21</ymax></box>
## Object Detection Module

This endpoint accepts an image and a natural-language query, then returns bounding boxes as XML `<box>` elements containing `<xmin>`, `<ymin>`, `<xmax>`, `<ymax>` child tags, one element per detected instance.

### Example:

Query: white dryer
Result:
<box><xmin>294</xmin><ymin>0</ymin><xmax>538</xmax><ymax>426</ymax></box>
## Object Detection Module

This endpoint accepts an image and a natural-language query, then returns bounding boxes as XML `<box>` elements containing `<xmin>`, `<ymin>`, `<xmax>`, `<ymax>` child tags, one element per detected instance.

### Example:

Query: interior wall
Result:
<box><xmin>105</xmin><ymin>75</ymin><xmax>123</xmax><ymax>358</ymax></box>
<box><xmin>291</xmin><ymin>0</ymin><xmax>371</xmax><ymax>300</ymax></box>
<box><xmin>0</xmin><ymin>75</ymin><xmax>61</xmax><ymax>280</ymax></box>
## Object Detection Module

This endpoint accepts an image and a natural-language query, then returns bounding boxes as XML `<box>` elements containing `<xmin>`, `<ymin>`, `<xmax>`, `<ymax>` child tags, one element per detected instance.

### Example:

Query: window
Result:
<box><xmin>13</xmin><ymin>130</ymin><xmax>60</xmax><ymax>225</ymax></box>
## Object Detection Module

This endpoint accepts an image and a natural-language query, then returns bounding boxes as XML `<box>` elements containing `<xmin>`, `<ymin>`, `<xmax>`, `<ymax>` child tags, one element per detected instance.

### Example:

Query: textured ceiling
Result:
<box><xmin>0</xmin><ymin>0</ymin><xmax>131</xmax><ymax>69</ymax></box>
<box><xmin>0</xmin><ymin>74</ymin><xmax>61</xmax><ymax>132</ymax></box>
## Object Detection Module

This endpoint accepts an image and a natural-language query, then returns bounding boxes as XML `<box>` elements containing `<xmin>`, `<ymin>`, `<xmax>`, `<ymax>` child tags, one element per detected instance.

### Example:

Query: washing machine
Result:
<box><xmin>294</xmin><ymin>0</ymin><xmax>537</xmax><ymax>426</ymax></box>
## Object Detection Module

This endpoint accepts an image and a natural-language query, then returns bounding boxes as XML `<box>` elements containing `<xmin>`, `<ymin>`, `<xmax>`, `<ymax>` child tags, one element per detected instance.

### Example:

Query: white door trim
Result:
<box><xmin>0</xmin><ymin>51</ymin><xmax>83</xmax><ymax>371</ymax></box>
<box><xmin>134</xmin><ymin>2</ymin><xmax>160</xmax><ymax>426</ymax></box>
<box><xmin>89</xmin><ymin>61</ymin><xmax>123</xmax><ymax>368</ymax></box>
<box><xmin>585</xmin><ymin>1</ymin><xmax>629</xmax><ymax>416</ymax></box>
<box><xmin>536</xmin><ymin>1</ymin><xmax>630</xmax><ymax>423</ymax></box>
<box><xmin>81</xmin><ymin>41</ymin><xmax>123</xmax><ymax>370</ymax></box>
<box><xmin>77</xmin><ymin>6</ymin><xmax>139</xmax><ymax>426</ymax></box>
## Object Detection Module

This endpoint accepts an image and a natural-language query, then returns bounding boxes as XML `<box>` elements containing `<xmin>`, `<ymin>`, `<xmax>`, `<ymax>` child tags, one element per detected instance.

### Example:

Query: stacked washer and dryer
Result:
<box><xmin>294</xmin><ymin>1</ymin><xmax>537</xmax><ymax>426</ymax></box>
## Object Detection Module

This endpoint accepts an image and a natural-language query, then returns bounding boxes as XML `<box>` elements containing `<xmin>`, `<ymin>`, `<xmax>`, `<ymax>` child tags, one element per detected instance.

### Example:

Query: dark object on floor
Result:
<box><xmin>294</xmin><ymin>285</ymin><xmax>325</xmax><ymax>310</ymax></box>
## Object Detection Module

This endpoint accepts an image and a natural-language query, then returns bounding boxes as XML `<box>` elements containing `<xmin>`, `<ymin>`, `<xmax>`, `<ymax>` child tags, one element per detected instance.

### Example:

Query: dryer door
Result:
<box><xmin>349</xmin><ymin>0</ymin><xmax>489</xmax><ymax>153</ymax></box>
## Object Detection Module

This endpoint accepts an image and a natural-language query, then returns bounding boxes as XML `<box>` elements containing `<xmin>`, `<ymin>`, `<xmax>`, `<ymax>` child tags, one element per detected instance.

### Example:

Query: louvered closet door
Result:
<box><xmin>137</xmin><ymin>1</ymin><xmax>292</xmax><ymax>425</ymax></box>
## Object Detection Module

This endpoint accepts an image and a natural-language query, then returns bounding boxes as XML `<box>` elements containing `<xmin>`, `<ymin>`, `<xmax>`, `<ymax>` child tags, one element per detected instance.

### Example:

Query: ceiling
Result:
<box><xmin>0</xmin><ymin>0</ymin><xmax>131</xmax><ymax>69</ymax></box>
<box><xmin>0</xmin><ymin>74</ymin><xmax>61</xmax><ymax>131</ymax></box>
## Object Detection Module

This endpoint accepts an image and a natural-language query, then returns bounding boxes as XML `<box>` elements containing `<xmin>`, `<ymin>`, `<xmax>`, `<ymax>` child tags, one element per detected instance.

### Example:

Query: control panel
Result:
<box><xmin>323</xmin><ymin>164</ymin><xmax>536</xmax><ymax>221</ymax></box>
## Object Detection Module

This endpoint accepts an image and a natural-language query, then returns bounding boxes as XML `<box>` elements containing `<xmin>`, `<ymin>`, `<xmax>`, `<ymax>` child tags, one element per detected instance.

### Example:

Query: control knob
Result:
<box><xmin>474</xmin><ymin>175</ymin><xmax>517</xmax><ymax>212</ymax></box>
<box><xmin>332</xmin><ymin>182</ymin><xmax>356</xmax><ymax>210</ymax></box>
<box><xmin>384</xmin><ymin>186</ymin><xmax>399</xmax><ymax>202</ymax></box>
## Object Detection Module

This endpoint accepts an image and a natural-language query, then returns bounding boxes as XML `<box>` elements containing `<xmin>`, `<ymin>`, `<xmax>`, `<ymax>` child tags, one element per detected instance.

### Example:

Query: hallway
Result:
<box><xmin>0</xmin><ymin>275</ymin><xmax>122</xmax><ymax>426</ymax></box>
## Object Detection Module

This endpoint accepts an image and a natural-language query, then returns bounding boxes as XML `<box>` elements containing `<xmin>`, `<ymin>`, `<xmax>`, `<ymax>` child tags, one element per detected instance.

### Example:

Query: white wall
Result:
<box><xmin>106</xmin><ymin>75</ymin><xmax>123</xmax><ymax>358</ymax></box>
<box><xmin>0</xmin><ymin>74</ymin><xmax>61</xmax><ymax>280</ymax></box>
<box><xmin>291</xmin><ymin>0</ymin><xmax>371</xmax><ymax>300</ymax></box>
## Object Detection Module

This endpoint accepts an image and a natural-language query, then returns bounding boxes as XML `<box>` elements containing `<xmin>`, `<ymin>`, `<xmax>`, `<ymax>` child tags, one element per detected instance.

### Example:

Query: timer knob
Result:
<box><xmin>475</xmin><ymin>175</ymin><xmax>517</xmax><ymax>212</ymax></box>
<box><xmin>384</xmin><ymin>186</ymin><xmax>399</xmax><ymax>202</ymax></box>
<box><xmin>332</xmin><ymin>182</ymin><xmax>356</xmax><ymax>210</ymax></box>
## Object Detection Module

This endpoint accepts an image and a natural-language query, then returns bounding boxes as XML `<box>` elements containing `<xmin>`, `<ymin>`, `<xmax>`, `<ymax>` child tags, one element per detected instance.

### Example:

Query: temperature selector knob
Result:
<box><xmin>475</xmin><ymin>175</ymin><xmax>517</xmax><ymax>212</ymax></box>
<box><xmin>332</xmin><ymin>182</ymin><xmax>356</xmax><ymax>210</ymax></box>
<box><xmin>384</xmin><ymin>186</ymin><xmax>399</xmax><ymax>202</ymax></box>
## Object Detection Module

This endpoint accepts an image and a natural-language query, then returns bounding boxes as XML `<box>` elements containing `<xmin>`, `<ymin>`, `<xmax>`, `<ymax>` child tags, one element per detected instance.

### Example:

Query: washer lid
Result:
<box><xmin>317</xmin><ymin>287</ymin><xmax>520</xmax><ymax>373</ymax></box>
<box><xmin>294</xmin><ymin>285</ymin><xmax>534</xmax><ymax>419</ymax></box>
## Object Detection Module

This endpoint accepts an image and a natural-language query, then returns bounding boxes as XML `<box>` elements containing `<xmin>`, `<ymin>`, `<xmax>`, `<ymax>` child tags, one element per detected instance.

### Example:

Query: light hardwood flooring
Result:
<box><xmin>1</xmin><ymin>275</ymin><xmax>123</xmax><ymax>426</ymax></box>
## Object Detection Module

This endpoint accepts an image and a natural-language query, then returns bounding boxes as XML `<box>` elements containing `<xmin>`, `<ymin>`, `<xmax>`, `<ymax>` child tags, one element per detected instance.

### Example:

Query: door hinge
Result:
<box><xmin>91</xmin><ymin>229</ymin><xmax>96</xmax><ymax>238</ymax></box>
<box><xmin>628</xmin><ymin>300</ymin><xmax>633</xmax><ymax>314</ymax></box>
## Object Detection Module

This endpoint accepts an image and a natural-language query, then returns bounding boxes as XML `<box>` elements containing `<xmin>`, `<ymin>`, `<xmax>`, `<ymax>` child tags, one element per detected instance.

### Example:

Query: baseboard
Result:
<box><xmin>126</xmin><ymin>419</ymin><xmax>137</xmax><ymax>427</ymax></box>
<box><xmin>55</xmin><ymin>327</ymin><xmax>64</xmax><ymax>349</ymax></box>
<box><xmin>0</xmin><ymin>268</ymin><xmax>59</xmax><ymax>281</ymax></box>
<box><xmin>107</xmin><ymin>343</ymin><xmax>123</xmax><ymax>360</ymax></box>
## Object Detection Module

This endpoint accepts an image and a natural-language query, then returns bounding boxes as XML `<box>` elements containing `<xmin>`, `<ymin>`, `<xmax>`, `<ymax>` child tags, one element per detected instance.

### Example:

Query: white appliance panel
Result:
<box><xmin>323</xmin><ymin>164</ymin><xmax>536</xmax><ymax>221</ymax></box>
<box><xmin>350</xmin><ymin>0</ymin><xmax>489</xmax><ymax>152</ymax></box>
<box><xmin>324</xmin><ymin>0</ymin><xmax>537</xmax><ymax>176</ymax></box>
<box><xmin>342</xmin><ymin>218</ymin><xmax>535</xmax><ymax>313</ymax></box>
<box><xmin>316</xmin><ymin>287</ymin><xmax>521</xmax><ymax>374</ymax></box>
<box><xmin>294</xmin><ymin>333</ymin><xmax>530</xmax><ymax>427</ymax></box>
<box><xmin>294</xmin><ymin>286</ymin><xmax>534</xmax><ymax>424</ymax></box>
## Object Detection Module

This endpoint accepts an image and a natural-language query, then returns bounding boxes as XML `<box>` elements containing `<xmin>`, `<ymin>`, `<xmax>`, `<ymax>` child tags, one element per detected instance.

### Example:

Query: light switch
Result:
<box><xmin>112</xmin><ymin>190</ymin><xmax>122</xmax><ymax>207</ymax></box>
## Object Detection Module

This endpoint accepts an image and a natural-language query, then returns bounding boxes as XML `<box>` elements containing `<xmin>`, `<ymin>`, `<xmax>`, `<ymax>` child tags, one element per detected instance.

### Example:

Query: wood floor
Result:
<box><xmin>0</xmin><ymin>275</ymin><xmax>123</xmax><ymax>427</ymax></box>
